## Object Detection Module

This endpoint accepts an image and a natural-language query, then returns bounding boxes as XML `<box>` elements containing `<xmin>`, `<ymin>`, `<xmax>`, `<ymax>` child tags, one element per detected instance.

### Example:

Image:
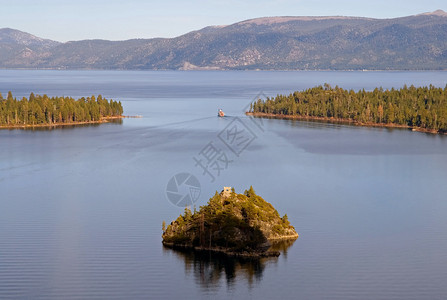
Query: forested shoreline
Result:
<box><xmin>0</xmin><ymin>92</ymin><xmax>123</xmax><ymax>128</ymax></box>
<box><xmin>248</xmin><ymin>84</ymin><xmax>447</xmax><ymax>133</ymax></box>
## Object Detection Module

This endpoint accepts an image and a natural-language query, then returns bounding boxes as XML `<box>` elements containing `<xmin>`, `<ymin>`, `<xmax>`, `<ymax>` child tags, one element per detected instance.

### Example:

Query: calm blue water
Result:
<box><xmin>1</xmin><ymin>70</ymin><xmax>447</xmax><ymax>299</ymax></box>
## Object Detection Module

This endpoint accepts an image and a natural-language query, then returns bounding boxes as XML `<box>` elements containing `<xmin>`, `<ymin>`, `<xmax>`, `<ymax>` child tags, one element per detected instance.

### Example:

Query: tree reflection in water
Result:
<box><xmin>163</xmin><ymin>239</ymin><xmax>296</xmax><ymax>289</ymax></box>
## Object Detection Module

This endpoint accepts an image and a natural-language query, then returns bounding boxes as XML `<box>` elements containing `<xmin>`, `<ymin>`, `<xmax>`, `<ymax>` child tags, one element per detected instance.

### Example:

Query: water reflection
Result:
<box><xmin>268</xmin><ymin>117</ymin><xmax>447</xmax><ymax>155</ymax></box>
<box><xmin>164</xmin><ymin>239</ymin><xmax>296</xmax><ymax>289</ymax></box>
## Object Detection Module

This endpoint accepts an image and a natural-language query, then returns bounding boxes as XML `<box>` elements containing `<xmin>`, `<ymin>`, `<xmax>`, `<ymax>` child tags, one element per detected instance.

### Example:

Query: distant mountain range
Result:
<box><xmin>1</xmin><ymin>10</ymin><xmax>447</xmax><ymax>70</ymax></box>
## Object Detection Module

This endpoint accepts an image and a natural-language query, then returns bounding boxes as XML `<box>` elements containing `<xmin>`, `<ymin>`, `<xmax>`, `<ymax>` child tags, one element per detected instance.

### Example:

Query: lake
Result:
<box><xmin>1</xmin><ymin>70</ymin><xmax>447</xmax><ymax>299</ymax></box>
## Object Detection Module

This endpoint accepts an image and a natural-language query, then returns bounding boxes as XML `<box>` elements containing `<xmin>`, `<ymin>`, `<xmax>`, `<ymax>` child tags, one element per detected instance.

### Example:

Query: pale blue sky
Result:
<box><xmin>1</xmin><ymin>0</ymin><xmax>446</xmax><ymax>42</ymax></box>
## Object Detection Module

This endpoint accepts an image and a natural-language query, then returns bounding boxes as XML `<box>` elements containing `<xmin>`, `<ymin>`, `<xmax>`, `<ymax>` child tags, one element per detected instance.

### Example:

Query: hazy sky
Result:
<box><xmin>1</xmin><ymin>0</ymin><xmax>446</xmax><ymax>42</ymax></box>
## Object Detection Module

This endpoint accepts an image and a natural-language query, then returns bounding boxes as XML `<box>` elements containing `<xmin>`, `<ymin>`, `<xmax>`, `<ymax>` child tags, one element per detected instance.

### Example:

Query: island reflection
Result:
<box><xmin>163</xmin><ymin>239</ymin><xmax>296</xmax><ymax>288</ymax></box>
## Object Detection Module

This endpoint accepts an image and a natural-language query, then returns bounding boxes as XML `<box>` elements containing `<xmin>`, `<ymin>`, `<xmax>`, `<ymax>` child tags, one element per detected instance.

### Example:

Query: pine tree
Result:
<box><xmin>245</xmin><ymin>186</ymin><xmax>256</xmax><ymax>198</ymax></box>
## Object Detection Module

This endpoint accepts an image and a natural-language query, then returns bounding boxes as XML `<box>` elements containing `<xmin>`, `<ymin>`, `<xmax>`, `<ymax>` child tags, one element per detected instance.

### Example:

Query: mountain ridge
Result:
<box><xmin>1</xmin><ymin>10</ymin><xmax>447</xmax><ymax>70</ymax></box>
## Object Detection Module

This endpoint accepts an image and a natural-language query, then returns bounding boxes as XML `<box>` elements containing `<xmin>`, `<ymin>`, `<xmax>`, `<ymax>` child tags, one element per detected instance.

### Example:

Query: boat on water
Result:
<box><xmin>218</xmin><ymin>109</ymin><xmax>225</xmax><ymax>117</ymax></box>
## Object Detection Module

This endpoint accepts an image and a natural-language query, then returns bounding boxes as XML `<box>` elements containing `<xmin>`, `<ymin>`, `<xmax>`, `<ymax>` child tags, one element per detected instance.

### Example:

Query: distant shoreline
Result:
<box><xmin>246</xmin><ymin>112</ymin><xmax>445</xmax><ymax>135</ymax></box>
<box><xmin>0</xmin><ymin>115</ymin><xmax>141</xmax><ymax>130</ymax></box>
<box><xmin>1</xmin><ymin>68</ymin><xmax>447</xmax><ymax>72</ymax></box>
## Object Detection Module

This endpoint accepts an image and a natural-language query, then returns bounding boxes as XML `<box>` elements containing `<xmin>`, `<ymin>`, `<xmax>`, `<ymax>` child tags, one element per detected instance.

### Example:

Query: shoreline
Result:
<box><xmin>163</xmin><ymin>242</ymin><xmax>279</xmax><ymax>258</ymax></box>
<box><xmin>268</xmin><ymin>233</ymin><xmax>299</xmax><ymax>241</ymax></box>
<box><xmin>0</xmin><ymin>115</ymin><xmax>141</xmax><ymax>130</ymax></box>
<box><xmin>162</xmin><ymin>234</ymin><xmax>298</xmax><ymax>258</ymax></box>
<box><xmin>246</xmin><ymin>112</ymin><xmax>445</xmax><ymax>135</ymax></box>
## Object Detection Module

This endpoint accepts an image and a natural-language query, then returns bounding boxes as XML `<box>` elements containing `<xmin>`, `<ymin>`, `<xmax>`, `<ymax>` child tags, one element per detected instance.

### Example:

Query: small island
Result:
<box><xmin>0</xmin><ymin>92</ymin><xmax>123</xmax><ymax>129</ymax></box>
<box><xmin>162</xmin><ymin>186</ymin><xmax>298</xmax><ymax>257</ymax></box>
<box><xmin>247</xmin><ymin>84</ymin><xmax>447</xmax><ymax>134</ymax></box>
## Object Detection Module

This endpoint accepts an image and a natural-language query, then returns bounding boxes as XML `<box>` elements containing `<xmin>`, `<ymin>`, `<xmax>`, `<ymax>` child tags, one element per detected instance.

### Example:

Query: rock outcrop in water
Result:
<box><xmin>162</xmin><ymin>186</ymin><xmax>298</xmax><ymax>257</ymax></box>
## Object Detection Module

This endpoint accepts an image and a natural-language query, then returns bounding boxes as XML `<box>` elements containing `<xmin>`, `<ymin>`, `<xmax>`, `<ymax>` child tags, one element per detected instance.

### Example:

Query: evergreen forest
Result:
<box><xmin>250</xmin><ymin>84</ymin><xmax>447</xmax><ymax>133</ymax></box>
<box><xmin>0</xmin><ymin>92</ymin><xmax>123</xmax><ymax>126</ymax></box>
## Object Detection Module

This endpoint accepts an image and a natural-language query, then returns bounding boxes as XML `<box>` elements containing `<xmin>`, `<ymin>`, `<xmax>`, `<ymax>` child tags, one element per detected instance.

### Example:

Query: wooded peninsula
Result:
<box><xmin>0</xmin><ymin>92</ymin><xmax>123</xmax><ymax>128</ymax></box>
<box><xmin>248</xmin><ymin>84</ymin><xmax>447</xmax><ymax>134</ymax></box>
